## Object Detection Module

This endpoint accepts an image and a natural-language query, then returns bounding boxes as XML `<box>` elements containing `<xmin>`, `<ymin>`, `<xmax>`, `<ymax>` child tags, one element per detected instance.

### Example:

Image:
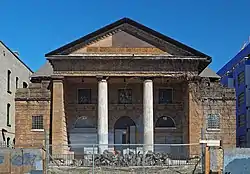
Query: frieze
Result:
<box><xmin>50</xmin><ymin>59</ymin><xmax>200</xmax><ymax>76</ymax></box>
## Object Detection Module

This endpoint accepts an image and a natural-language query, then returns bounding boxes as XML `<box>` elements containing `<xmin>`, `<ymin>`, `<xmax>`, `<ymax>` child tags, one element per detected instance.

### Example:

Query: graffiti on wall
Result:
<box><xmin>0</xmin><ymin>148</ymin><xmax>42</xmax><ymax>167</ymax></box>
<box><xmin>224</xmin><ymin>148</ymin><xmax>250</xmax><ymax>173</ymax></box>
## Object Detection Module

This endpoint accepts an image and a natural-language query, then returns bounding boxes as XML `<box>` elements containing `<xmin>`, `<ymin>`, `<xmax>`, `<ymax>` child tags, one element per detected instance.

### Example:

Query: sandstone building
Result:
<box><xmin>0</xmin><ymin>41</ymin><xmax>32</xmax><ymax>146</ymax></box>
<box><xmin>15</xmin><ymin>18</ymin><xmax>236</xmax><ymax>156</ymax></box>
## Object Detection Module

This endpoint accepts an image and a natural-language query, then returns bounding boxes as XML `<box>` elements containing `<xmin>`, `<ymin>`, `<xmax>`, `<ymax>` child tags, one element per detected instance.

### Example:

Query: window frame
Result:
<box><xmin>7</xmin><ymin>70</ymin><xmax>11</xmax><ymax>94</ymax></box>
<box><xmin>238</xmin><ymin>92</ymin><xmax>245</xmax><ymax>107</ymax></box>
<box><xmin>155</xmin><ymin>116</ymin><xmax>176</xmax><ymax>130</ymax></box>
<box><xmin>158</xmin><ymin>88</ymin><xmax>173</xmax><ymax>104</ymax></box>
<box><xmin>77</xmin><ymin>88</ymin><xmax>92</xmax><ymax>104</ymax></box>
<box><xmin>118</xmin><ymin>88</ymin><xmax>132</xmax><ymax>104</ymax></box>
<box><xmin>31</xmin><ymin>115</ymin><xmax>44</xmax><ymax>130</ymax></box>
<box><xmin>7</xmin><ymin>103</ymin><xmax>11</xmax><ymax>127</ymax></box>
<box><xmin>238</xmin><ymin>114</ymin><xmax>246</xmax><ymax>127</ymax></box>
<box><xmin>239</xmin><ymin>135</ymin><xmax>246</xmax><ymax>147</ymax></box>
<box><xmin>206</xmin><ymin>114</ymin><xmax>220</xmax><ymax>131</ymax></box>
<box><xmin>15</xmin><ymin>77</ymin><xmax>19</xmax><ymax>89</ymax></box>
<box><xmin>237</xmin><ymin>71</ymin><xmax>245</xmax><ymax>86</ymax></box>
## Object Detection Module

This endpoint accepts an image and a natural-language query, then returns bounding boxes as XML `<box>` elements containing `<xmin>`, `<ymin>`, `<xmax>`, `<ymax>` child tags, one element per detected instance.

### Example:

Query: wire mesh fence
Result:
<box><xmin>0</xmin><ymin>147</ymin><xmax>43</xmax><ymax>174</ymax></box>
<box><xmin>47</xmin><ymin>143</ymin><xmax>202</xmax><ymax>174</ymax></box>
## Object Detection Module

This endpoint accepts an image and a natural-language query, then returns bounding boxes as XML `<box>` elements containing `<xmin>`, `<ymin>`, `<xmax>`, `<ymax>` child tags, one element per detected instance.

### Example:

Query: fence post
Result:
<box><xmin>44</xmin><ymin>130</ymin><xmax>49</xmax><ymax>174</ymax></box>
<box><xmin>201</xmin><ymin>128</ymin><xmax>205</xmax><ymax>173</ymax></box>
<box><xmin>205</xmin><ymin>146</ymin><xmax>210</xmax><ymax>174</ymax></box>
<box><xmin>92</xmin><ymin>144</ymin><xmax>95</xmax><ymax>174</ymax></box>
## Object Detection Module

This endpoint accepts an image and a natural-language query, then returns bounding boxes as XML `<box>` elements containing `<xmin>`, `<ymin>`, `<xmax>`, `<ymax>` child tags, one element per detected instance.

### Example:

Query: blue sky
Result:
<box><xmin>1</xmin><ymin>0</ymin><xmax>250</xmax><ymax>72</ymax></box>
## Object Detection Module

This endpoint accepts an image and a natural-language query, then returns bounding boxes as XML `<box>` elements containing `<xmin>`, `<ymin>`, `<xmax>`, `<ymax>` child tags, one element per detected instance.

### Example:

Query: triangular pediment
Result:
<box><xmin>45</xmin><ymin>18</ymin><xmax>210</xmax><ymax>58</ymax></box>
<box><xmin>71</xmin><ymin>31</ymin><xmax>169</xmax><ymax>55</ymax></box>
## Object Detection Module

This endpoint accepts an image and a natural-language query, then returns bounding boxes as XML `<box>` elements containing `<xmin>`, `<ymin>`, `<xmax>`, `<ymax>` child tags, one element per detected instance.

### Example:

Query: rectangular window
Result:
<box><xmin>32</xmin><ymin>115</ymin><xmax>43</xmax><ymax>129</ymax></box>
<box><xmin>16</xmin><ymin>77</ymin><xmax>19</xmax><ymax>89</ymax></box>
<box><xmin>237</xmin><ymin>71</ymin><xmax>245</xmax><ymax>85</ymax></box>
<box><xmin>239</xmin><ymin>135</ymin><xmax>246</xmax><ymax>147</ymax></box>
<box><xmin>118</xmin><ymin>89</ymin><xmax>132</xmax><ymax>104</ymax></box>
<box><xmin>159</xmin><ymin>88</ymin><xmax>173</xmax><ymax>104</ymax></box>
<box><xmin>207</xmin><ymin>114</ymin><xmax>220</xmax><ymax>130</ymax></box>
<box><xmin>7</xmin><ymin>104</ymin><xmax>11</xmax><ymax>127</ymax></box>
<box><xmin>7</xmin><ymin>70</ymin><xmax>11</xmax><ymax>93</ymax></box>
<box><xmin>78</xmin><ymin>89</ymin><xmax>91</xmax><ymax>104</ymax></box>
<box><xmin>238</xmin><ymin>92</ymin><xmax>245</xmax><ymax>107</ymax></box>
<box><xmin>238</xmin><ymin>114</ymin><xmax>246</xmax><ymax>127</ymax></box>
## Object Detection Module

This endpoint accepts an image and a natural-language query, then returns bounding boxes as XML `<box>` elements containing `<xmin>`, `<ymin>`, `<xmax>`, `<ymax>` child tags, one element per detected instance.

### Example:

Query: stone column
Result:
<box><xmin>143</xmin><ymin>79</ymin><xmax>154</xmax><ymax>152</ymax></box>
<box><xmin>51</xmin><ymin>77</ymin><xmax>68</xmax><ymax>155</ymax></box>
<box><xmin>98</xmin><ymin>78</ymin><xmax>109</xmax><ymax>153</ymax></box>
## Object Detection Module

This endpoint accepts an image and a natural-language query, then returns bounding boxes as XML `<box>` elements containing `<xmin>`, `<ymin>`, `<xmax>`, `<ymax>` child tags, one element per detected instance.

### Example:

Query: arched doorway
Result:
<box><xmin>114</xmin><ymin>116</ymin><xmax>136</xmax><ymax>148</ymax></box>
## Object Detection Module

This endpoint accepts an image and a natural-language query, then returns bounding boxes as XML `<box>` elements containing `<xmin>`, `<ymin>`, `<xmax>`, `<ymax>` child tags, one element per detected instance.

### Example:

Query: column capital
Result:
<box><xmin>141</xmin><ymin>77</ymin><xmax>154</xmax><ymax>82</ymax></box>
<box><xmin>96</xmin><ymin>76</ymin><xmax>109</xmax><ymax>81</ymax></box>
<box><xmin>51</xmin><ymin>75</ymin><xmax>64</xmax><ymax>82</ymax></box>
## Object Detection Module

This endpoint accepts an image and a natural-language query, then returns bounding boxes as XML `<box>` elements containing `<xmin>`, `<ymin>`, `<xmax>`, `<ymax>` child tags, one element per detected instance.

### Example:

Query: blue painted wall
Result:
<box><xmin>217</xmin><ymin>44</ymin><xmax>250</xmax><ymax>147</ymax></box>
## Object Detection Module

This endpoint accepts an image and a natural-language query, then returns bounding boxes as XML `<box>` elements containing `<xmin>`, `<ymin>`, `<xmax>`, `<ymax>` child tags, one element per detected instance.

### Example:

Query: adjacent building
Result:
<box><xmin>217</xmin><ymin>44</ymin><xmax>250</xmax><ymax>147</ymax></box>
<box><xmin>15</xmin><ymin>18</ymin><xmax>236</xmax><ymax>157</ymax></box>
<box><xmin>0</xmin><ymin>41</ymin><xmax>32</xmax><ymax>146</ymax></box>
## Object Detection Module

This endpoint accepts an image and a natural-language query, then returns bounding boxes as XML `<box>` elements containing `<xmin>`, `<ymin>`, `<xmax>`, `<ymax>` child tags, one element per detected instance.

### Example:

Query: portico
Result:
<box><xmin>44</xmin><ymin>17</ymin><xmax>211</xmax><ymax>155</ymax></box>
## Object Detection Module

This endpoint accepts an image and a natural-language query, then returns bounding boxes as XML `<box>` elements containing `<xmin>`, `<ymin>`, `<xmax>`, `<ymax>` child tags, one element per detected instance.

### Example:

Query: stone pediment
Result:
<box><xmin>45</xmin><ymin>18</ymin><xmax>210</xmax><ymax>58</ymax></box>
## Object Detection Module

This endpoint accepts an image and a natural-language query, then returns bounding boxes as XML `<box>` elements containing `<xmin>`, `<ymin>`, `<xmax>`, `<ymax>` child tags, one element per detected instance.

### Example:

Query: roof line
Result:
<box><xmin>0</xmin><ymin>41</ymin><xmax>33</xmax><ymax>73</ymax></box>
<box><xmin>45</xmin><ymin>17</ymin><xmax>211</xmax><ymax>58</ymax></box>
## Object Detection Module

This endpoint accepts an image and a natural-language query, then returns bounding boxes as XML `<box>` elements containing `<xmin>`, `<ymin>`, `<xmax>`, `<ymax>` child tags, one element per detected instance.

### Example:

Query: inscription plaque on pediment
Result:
<box><xmin>86</xmin><ymin>47</ymin><xmax>165</xmax><ymax>54</ymax></box>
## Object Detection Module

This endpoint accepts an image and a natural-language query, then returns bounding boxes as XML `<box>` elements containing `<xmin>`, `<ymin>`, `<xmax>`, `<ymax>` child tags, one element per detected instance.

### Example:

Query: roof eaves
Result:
<box><xmin>45</xmin><ymin>17</ymin><xmax>211</xmax><ymax>59</ymax></box>
<box><xmin>0</xmin><ymin>41</ymin><xmax>33</xmax><ymax>73</ymax></box>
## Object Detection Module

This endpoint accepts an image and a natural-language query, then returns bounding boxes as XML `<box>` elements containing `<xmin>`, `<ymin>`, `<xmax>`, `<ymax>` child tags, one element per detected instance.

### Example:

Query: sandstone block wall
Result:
<box><xmin>15</xmin><ymin>81</ymin><xmax>51</xmax><ymax>148</ymax></box>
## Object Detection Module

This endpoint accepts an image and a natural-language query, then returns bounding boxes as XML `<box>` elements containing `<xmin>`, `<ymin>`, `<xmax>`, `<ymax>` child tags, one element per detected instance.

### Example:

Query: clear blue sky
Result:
<box><xmin>1</xmin><ymin>0</ymin><xmax>250</xmax><ymax>72</ymax></box>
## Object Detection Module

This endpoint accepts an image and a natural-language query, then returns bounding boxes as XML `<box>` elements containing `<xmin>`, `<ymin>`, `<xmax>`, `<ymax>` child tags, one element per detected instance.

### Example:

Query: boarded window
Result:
<box><xmin>237</xmin><ymin>71</ymin><xmax>245</xmax><ymax>85</ymax></box>
<box><xmin>238</xmin><ymin>92</ymin><xmax>244</xmax><ymax>107</ymax></box>
<box><xmin>32</xmin><ymin>115</ymin><xmax>43</xmax><ymax>129</ymax></box>
<box><xmin>207</xmin><ymin>114</ymin><xmax>220</xmax><ymax>130</ymax></box>
<box><xmin>159</xmin><ymin>89</ymin><xmax>173</xmax><ymax>104</ymax></box>
<box><xmin>238</xmin><ymin>114</ymin><xmax>246</xmax><ymax>127</ymax></box>
<box><xmin>118</xmin><ymin>89</ymin><xmax>132</xmax><ymax>104</ymax></box>
<box><xmin>78</xmin><ymin>89</ymin><xmax>91</xmax><ymax>104</ymax></box>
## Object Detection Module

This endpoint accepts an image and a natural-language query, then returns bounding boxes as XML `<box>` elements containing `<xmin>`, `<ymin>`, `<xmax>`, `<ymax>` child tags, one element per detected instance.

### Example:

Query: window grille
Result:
<box><xmin>118</xmin><ymin>89</ymin><xmax>132</xmax><ymax>104</ymax></box>
<box><xmin>32</xmin><ymin>115</ymin><xmax>43</xmax><ymax>129</ymax></box>
<box><xmin>207</xmin><ymin>114</ymin><xmax>220</xmax><ymax>130</ymax></box>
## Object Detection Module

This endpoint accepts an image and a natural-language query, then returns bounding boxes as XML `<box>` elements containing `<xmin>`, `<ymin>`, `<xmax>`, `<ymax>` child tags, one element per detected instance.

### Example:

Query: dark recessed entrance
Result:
<box><xmin>114</xmin><ymin>116</ymin><xmax>136</xmax><ymax>150</ymax></box>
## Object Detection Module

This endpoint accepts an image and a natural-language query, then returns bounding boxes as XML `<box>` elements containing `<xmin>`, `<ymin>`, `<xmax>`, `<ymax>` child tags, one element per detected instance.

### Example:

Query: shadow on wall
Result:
<box><xmin>225</xmin><ymin>158</ymin><xmax>250</xmax><ymax>174</ymax></box>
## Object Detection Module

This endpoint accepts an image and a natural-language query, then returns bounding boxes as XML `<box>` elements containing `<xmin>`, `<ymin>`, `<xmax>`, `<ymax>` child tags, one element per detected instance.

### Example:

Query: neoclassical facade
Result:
<box><xmin>15</xmin><ymin>18</ymin><xmax>236</xmax><ymax>155</ymax></box>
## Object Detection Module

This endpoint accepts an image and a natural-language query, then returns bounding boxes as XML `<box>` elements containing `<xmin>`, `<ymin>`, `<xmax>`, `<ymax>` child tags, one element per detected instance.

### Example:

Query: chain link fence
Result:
<box><xmin>46</xmin><ymin>143</ymin><xmax>202</xmax><ymax>174</ymax></box>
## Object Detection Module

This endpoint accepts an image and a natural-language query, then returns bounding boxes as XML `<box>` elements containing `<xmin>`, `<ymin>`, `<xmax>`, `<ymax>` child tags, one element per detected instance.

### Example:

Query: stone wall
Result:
<box><xmin>15</xmin><ymin>81</ymin><xmax>51</xmax><ymax>148</ymax></box>
<box><xmin>188</xmin><ymin>78</ymin><xmax>236</xmax><ymax>155</ymax></box>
